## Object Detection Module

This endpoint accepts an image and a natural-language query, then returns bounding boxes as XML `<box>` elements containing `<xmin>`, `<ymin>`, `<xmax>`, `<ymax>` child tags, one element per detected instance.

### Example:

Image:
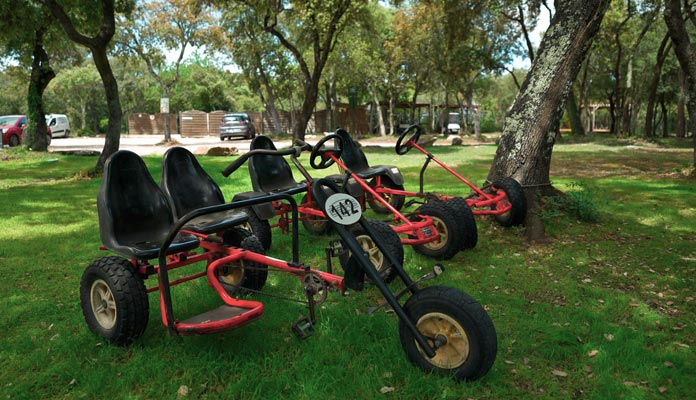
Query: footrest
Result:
<box><xmin>176</xmin><ymin>303</ymin><xmax>264</xmax><ymax>335</ymax></box>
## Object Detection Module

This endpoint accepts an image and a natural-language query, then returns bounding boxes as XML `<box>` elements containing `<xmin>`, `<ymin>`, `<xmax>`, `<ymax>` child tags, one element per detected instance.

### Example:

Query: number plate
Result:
<box><xmin>325</xmin><ymin>193</ymin><xmax>362</xmax><ymax>225</ymax></box>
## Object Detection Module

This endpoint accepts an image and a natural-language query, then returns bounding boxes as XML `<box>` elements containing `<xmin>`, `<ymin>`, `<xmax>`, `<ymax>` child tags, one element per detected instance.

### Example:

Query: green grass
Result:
<box><xmin>0</xmin><ymin>137</ymin><xmax>694</xmax><ymax>399</ymax></box>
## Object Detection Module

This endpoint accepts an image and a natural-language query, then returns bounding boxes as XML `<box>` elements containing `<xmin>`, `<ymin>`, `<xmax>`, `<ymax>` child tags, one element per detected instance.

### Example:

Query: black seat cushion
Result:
<box><xmin>249</xmin><ymin>135</ymin><xmax>307</xmax><ymax>194</ymax></box>
<box><xmin>97</xmin><ymin>150</ymin><xmax>199</xmax><ymax>260</ymax></box>
<box><xmin>160</xmin><ymin>147</ymin><xmax>248</xmax><ymax>234</ymax></box>
<box><xmin>334</xmin><ymin>128</ymin><xmax>394</xmax><ymax>180</ymax></box>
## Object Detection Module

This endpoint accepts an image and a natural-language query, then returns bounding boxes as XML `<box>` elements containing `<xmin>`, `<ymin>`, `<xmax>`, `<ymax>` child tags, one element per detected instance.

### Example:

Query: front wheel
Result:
<box><xmin>79</xmin><ymin>256</ymin><xmax>149</xmax><ymax>345</ymax></box>
<box><xmin>241</xmin><ymin>207</ymin><xmax>272</xmax><ymax>251</ymax></box>
<box><xmin>300</xmin><ymin>195</ymin><xmax>331</xmax><ymax>235</ymax></box>
<box><xmin>491</xmin><ymin>177</ymin><xmax>527</xmax><ymax>227</ymax></box>
<box><xmin>411</xmin><ymin>201</ymin><xmax>466</xmax><ymax>260</ymax></box>
<box><xmin>342</xmin><ymin>219</ymin><xmax>404</xmax><ymax>283</ymax></box>
<box><xmin>218</xmin><ymin>228</ymin><xmax>268</xmax><ymax>294</ymax></box>
<box><xmin>398</xmin><ymin>286</ymin><xmax>497</xmax><ymax>381</ymax></box>
<box><xmin>368</xmin><ymin>177</ymin><xmax>405</xmax><ymax>214</ymax></box>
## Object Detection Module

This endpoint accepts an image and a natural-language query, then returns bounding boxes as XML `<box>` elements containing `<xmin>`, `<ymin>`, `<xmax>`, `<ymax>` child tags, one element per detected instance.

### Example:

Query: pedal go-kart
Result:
<box><xmin>80</xmin><ymin>146</ymin><xmax>497</xmax><ymax>381</ymax></box>
<box><xmin>335</xmin><ymin>126</ymin><xmax>527</xmax><ymax>232</ymax></box>
<box><xmin>223</xmin><ymin>135</ymin><xmax>404</xmax><ymax>281</ymax></box>
<box><xmin>312</xmin><ymin>132</ymin><xmax>479</xmax><ymax>256</ymax></box>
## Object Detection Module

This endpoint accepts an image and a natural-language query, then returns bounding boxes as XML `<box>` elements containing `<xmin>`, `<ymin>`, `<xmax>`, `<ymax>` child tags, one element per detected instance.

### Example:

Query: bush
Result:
<box><xmin>544</xmin><ymin>182</ymin><xmax>600</xmax><ymax>222</ymax></box>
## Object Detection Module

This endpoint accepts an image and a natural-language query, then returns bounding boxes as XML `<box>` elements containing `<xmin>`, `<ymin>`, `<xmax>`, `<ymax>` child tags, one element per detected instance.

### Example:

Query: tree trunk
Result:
<box><xmin>27</xmin><ymin>27</ymin><xmax>54</xmax><ymax>151</ymax></box>
<box><xmin>371</xmin><ymin>86</ymin><xmax>386</xmax><ymax>136</ymax></box>
<box><xmin>677</xmin><ymin>68</ymin><xmax>686</xmax><ymax>139</ymax></box>
<box><xmin>42</xmin><ymin>0</ymin><xmax>121</xmax><ymax>172</ymax></box>
<box><xmin>566</xmin><ymin>90</ymin><xmax>585</xmax><ymax>135</ymax></box>
<box><xmin>665</xmin><ymin>0</ymin><xmax>696</xmax><ymax>167</ymax></box>
<box><xmin>486</xmin><ymin>0</ymin><xmax>610</xmax><ymax>243</ymax></box>
<box><xmin>643</xmin><ymin>34</ymin><xmax>671</xmax><ymax>138</ymax></box>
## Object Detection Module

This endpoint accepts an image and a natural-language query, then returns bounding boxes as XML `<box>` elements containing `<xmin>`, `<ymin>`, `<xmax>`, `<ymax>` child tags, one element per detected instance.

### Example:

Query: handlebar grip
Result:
<box><xmin>221</xmin><ymin>154</ymin><xmax>250</xmax><ymax>177</ymax></box>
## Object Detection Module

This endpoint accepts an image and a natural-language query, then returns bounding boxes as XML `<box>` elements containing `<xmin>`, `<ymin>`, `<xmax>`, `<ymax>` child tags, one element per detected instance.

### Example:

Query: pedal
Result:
<box><xmin>292</xmin><ymin>316</ymin><xmax>314</xmax><ymax>339</ymax></box>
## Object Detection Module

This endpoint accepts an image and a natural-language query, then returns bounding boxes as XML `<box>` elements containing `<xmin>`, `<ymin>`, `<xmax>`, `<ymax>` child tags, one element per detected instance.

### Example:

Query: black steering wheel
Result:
<box><xmin>395</xmin><ymin>124</ymin><xmax>422</xmax><ymax>155</ymax></box>
<box><xmin>310</xmin><ymin>134</ymin><xmax>343</xmax><ymax>169</ymax></box>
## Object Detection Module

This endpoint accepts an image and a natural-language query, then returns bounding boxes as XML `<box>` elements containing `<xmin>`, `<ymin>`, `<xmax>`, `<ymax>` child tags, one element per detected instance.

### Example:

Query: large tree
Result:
<box><xmin>487</xmin><ymin>0</ymin><xmax>611</xmax><ymax>242</ymax></box>
<box><xmin>664</xmin><ymin>0</ymin><xmax>696</xmax><ymax>167</ymax></box>
<box><xmin>238</xmin><ymin>0</ymin><xmax>366</xmax><ymax>140</ymax></box>
<box><xmin>40</xmin><ymin>0</ymin><xmax>129</xmax><ymax>171</ymax></box>
<box><xmin>118</xmin><ymin>0</ymin><xmax>220</xmax><ymax>141</ymax></box>
<box><xmin>0</xmin><ymin>2</ymin><xmax>62</xmax><ymax>151</ymax></box>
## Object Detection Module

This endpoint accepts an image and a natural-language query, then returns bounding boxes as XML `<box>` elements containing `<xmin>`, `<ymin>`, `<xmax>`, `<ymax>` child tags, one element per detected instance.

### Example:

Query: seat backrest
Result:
<box><xmin>335</xmin><ymin>128</ymin><xmax>371</xmax><ymax>172</ymax></box>
<box><xmin>249</xmin><ymin>135</ymin><xmax>299</xmax><ymax>192</ymax></box>
<box><xmin>161</xmin><ymin>147</ymin><xmax>225</xmax><ymax>218</ymax></box>
<box><xmin>97</xmin><ymin>150</ymin><xmax>175</xmax><ymax>251</ymax></box>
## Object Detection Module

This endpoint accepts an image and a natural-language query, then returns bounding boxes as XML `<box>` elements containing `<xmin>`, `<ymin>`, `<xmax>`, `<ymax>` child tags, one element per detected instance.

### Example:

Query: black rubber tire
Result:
<box><xmin>491</xmin><ymin>177</ymin><xmax>527</xmax><ymax>227</ymax></box>
<box><xmin>241</xmin><ymin>207</ymin><xmax>272</xmax><ymax>251</ymax></box>
<box><xmin>398</xmin><ymin>286</ymin><xmax>497</xmax><ymax>381</ymax></box>
<box><xmin>80</xmin><ymin>256</ymin><xmax>149</xmax><ymax>346</ymax></box>
<box><xmin>411</xmin><ymin>201</ymin><xmax>465</xmax><ymax>260</ymax></box>
<box><xmin>65</xmin><ymin>130</ymin><xmax>70</xmax><ymax>138</ymax></box>
<box><xmin>300</xmin><ymin>195</ymin><xmax>331</xmax><ymax>235</ymax></box>
<box><xmin>368</xmin><ymin>177</ymin><xmax>405</xmax><ymax>214</ymax></box>
<box><xmin>9</xmin><ymin>135</ymin><xmax>19</xmax><ymax>147</ymax></box>
<box><xmin>443</xmin><ymin>197</ymin><xmax>478</xmax><ymax>250</ymax></box>
<box><xmin>219</xmin><ymin>227</ymin><xmax>268</xmax><ymax>294</ymax></box>
<box><xmin>343</xmin><ymin>219</ymin><xmax>404</xmax><ymax>283</ymax></box>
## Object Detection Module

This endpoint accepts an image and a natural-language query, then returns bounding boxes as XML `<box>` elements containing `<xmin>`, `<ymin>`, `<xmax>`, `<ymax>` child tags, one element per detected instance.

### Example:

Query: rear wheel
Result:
<box><xmin>411</xmin><ymin>201</ymin><xmax>465</xmax><ymax>260</ymax></box>
<box><xmin>219</xmin><ymin>228</ymin><xmax>268</xmax><ymax>294</ymax></box>
<box><xmin>491</xmin><ymin>178</ymin><xmax>527</xmax><ymax>227</ymax></box>
<box><xmin>399</xmin><ymin>286</ymin><xmax>497</xmax><ymax>381</ymax></box>
<box><xmin>80</xmin><ymin>256</ymin><xmax>149</xmax><ymax>345</ymax></box>
<box><xmin>368</xmin><ymin>177</ymin><xmax>405</xmax><ymax>214</ymax></box>
<box><xmin>443</xmin><ymin>197</ymin><xmax>478</xmax><ymax>250</ymax></box>
<box><xmin>300</xmin><ymin>195</ymin><xmax>331</xmax><ymax>234</ymax></box>
<box><xmin>341</xmin><ymin>219</ymin><xmax>403</xmax><ymax>283</ymax></box>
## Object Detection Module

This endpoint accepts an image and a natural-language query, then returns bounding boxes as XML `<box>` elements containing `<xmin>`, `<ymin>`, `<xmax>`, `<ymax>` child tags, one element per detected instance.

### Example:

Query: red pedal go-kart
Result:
<box><xmin>80</xmin><ymin>147</ymin><xmax>498</xmax><ymax>381</ymax></box>
<box><xmin>312</xmin><ymin>132</ymin><xmax>479</xmax><ymax>256</ymax></box>
<box><xmin>223</xmin><ymin>135</ymin><xmax>404</xmax><ymax>281</ymax></box>
<box><xmin>335</xmin><ymin>126</ymin><xmax>527</xmax><ymax>233</ymax></box>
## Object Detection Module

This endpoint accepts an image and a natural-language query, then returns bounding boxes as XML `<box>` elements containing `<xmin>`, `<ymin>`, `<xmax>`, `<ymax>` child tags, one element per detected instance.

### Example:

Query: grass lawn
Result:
<box><xmin>0</xmin><ymin>136</ymin><xmax>694</xmax><ymax>399</ymax></box>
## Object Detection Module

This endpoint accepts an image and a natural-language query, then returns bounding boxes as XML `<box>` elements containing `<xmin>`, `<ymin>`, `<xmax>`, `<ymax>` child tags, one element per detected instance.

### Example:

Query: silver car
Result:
<box><xmin>219</xmin><ymin>113</ymin><xmax>256</xmax><ymax>140</ymax></box>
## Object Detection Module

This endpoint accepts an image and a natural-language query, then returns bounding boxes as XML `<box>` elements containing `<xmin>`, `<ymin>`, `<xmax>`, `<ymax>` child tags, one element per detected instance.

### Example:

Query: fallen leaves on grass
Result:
<box><xmin>551</xmin><ymin>369</ymin><xmax>568</xmax><ymax>377</ymax></box>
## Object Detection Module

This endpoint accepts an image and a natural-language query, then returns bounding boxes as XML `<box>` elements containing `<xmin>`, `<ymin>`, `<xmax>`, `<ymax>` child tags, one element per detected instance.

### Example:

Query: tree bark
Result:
<box><xmin>566</xmin><ymin>90</ymin><xmax>585</xmax><ymax>135</ymax></box>
<box><xmin>664</xmin><ymin>0</ymin><xmax>696</xmax><ymax>166</ymax></box>
<box><xmin>677</xmin><ymin>67</ymin><xmax>686</xmax><ymax>139</ymax></box>
<box><xmin>643</xmin><ymin>34</ymin><xmax>671</xmax><ymax>138</ymax></box>
<box><xmin>486</xmin><ymin>0</ymin><xmax>610</xmax><ymax>243</ymax></box>
<box><xmin>27</xmin><ymin>27</ymin><xmax>54</xmax><ymax>151</ymax></box>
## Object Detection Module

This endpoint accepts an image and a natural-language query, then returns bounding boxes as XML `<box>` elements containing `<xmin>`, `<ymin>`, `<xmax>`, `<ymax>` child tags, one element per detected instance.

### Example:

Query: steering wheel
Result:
<box><xmin>395</xmin><ymin>124</ymin><xmax>422</xmax><ymax>155</ymax></box>
<box><xmin>310</xmin><ymin>134</ymin><xmax>343</xmax><ymax>169</ymax></box>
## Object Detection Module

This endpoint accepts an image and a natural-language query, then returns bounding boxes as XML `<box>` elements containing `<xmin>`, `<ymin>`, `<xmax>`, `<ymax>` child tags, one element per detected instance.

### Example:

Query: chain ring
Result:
<box><xmin>301</xmin><ymin>272</ymin><xmax>328</xmax><ymax>305</ymax></box>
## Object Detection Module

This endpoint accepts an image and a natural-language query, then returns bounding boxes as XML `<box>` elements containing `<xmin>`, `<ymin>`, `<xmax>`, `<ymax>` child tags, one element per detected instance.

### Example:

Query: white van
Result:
<box><xmin>46</xmin><ymin>114</ymin><xmax>71</xmax><ymax>138</ymax></box>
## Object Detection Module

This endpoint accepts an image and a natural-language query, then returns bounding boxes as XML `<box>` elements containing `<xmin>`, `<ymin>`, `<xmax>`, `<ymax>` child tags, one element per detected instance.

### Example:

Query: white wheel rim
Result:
<box><xmin>90</xmin><ymin>279</ymin><xmax>117</xmax><ymax>330</ymax></box>
<box><xmin>416</xmin><ymin>312</ymin><xmax>470</xmax><ymax>369</ymax></box>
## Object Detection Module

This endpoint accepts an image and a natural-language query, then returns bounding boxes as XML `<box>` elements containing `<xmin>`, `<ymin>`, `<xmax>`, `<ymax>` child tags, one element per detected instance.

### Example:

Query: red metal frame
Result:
<box><xmin>375</xmin><ymin>140</ymin><xmax>513</xmax><ymax>216</ymax></box>
<box><xmin>113</xmin><ymin>230</ymin><xmax>344</xmax><ymax>336</ymax></box>
<box><xmin>324</xmin><ymin>153</ymin><xmax>442</xmax><ymax>246</ymax></box>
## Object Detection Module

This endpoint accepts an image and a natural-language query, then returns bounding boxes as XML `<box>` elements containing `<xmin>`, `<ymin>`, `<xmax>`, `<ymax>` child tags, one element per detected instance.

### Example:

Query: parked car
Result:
<box><xmin>219</xmin><ymin>113</ymin><xmax>256</xmax><ymax>140</ymax></box>
<box><xmin>447</xmin><ymin>112</ymin><xmax>461</xmax><ymax>134</ymax></box>
<box><xmin>0</xmin><ymin>115</ymin><xmax>52</xmax><ymax>147</ymax></box>
<box><xmin>1</xmin><ymin>115</ymin><xmax>27</xmax><ymax>147</ymax></box>
<box><xmin>46</xmin><ymin>114</ymin><xmax>71</xmax><ymax>138</ymax></box>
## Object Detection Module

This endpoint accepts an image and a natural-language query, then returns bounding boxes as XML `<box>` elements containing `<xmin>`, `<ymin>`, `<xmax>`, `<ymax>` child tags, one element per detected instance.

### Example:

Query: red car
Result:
<box><xmin>1</xmin><ymin>115</ymin><xmax>52</xmax><ymax>147</ymax></box>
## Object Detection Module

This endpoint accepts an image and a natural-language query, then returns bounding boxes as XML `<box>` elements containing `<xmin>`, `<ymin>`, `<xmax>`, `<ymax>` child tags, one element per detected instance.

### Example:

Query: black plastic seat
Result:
<box><xmin>249</xmin><ymin>135</ymin><xmax>307</xmax><ymax>195</ymax></box>
<box><xmin>334</xmin><ymin>128</ymin><xmax>397</xmax><ymax>180</ymax></box>
<box><xmin>97</xmin><ymin>150</ymin><xmax>199</xmax><ymax>260</ymax></box>
<box><xmin>161</xmin><ymin>147</ymin><xmax>248</xmax><ymax>234</ymax></box>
